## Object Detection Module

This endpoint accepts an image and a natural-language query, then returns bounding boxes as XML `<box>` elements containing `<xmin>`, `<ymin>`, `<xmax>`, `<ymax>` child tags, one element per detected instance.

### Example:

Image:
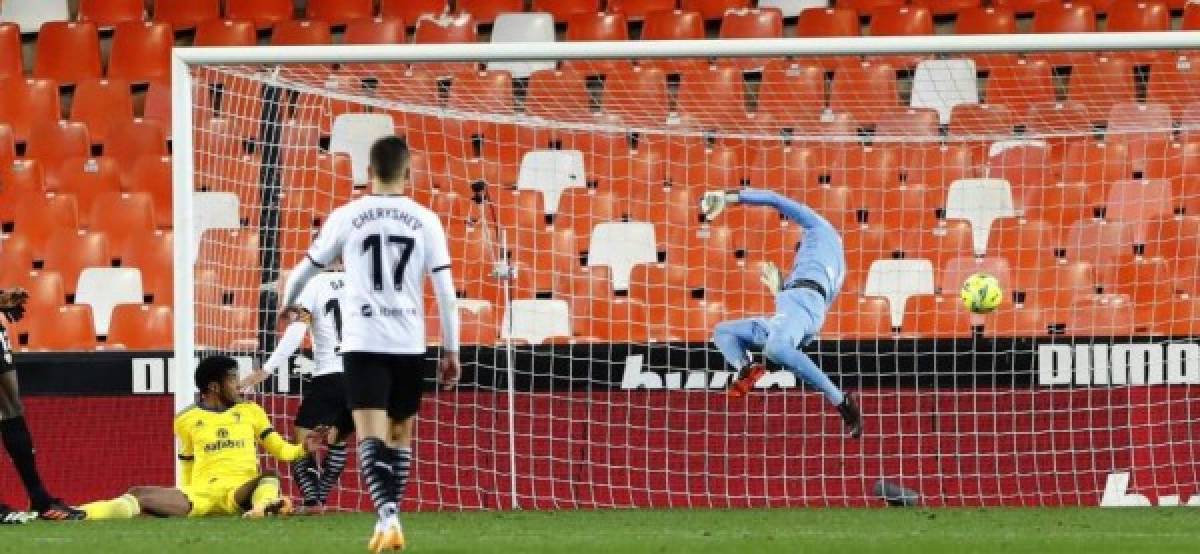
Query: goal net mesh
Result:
<box><xmin>186</xmin><ymin>50</ymin><xmax>1200</xmax><ymax>510</ymax></box>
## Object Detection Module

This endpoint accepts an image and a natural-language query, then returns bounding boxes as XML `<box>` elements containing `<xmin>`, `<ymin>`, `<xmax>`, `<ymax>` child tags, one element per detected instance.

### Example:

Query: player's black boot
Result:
<box><xmin>34</xmin><ymin>498</ymin><xmax>85</xmax><ymax>521</ymax></box>
<box><xmin>837</xmin><ymin>394</ymin><xmax>863</xmax><ymax>439</ymax></box>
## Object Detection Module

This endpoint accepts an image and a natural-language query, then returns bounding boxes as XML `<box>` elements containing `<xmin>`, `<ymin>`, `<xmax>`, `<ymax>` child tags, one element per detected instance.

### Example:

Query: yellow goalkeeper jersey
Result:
<box><xmin>173</xmin><ymin>401</ymin><xmax>305</xmax><ymax>487</ymax></box>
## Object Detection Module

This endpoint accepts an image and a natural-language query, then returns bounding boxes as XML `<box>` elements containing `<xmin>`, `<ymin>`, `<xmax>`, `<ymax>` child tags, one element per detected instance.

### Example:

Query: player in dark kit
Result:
<box><xmin>0</xmin><ymin>287</ymin><xmax>85</xmax><ymax>520</ymax></box>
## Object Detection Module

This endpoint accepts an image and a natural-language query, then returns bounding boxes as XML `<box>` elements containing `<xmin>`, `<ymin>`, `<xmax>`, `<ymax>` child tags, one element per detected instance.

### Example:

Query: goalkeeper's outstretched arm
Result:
<box><xmin>735</xmin><ymin>188</ymin><xmax>835</xmax><ymax>235</ymax></box>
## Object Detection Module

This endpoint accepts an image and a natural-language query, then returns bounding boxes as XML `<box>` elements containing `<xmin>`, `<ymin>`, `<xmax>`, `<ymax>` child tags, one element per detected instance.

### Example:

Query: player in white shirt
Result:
<box><xmin>241</xmin><ymin>270</ymin><xmax>352</xmax><ymax>512</ymax></box>
<box><xmin>281</xmin><ymin>137</ymin><xmax>460</xmax><ymax>552</ymax></box>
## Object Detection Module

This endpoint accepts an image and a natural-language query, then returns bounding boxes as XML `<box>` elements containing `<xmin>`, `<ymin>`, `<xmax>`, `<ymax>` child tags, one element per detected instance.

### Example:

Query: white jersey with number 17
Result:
<box><xmin>294</xmin><ymin>271</ymin><xmax>346</xmax><ymax>377</ymax></box>
<box><xmin>305</xmin><ymin>194</ymin><xmax>452</xmax><ymax>355</ymax></box>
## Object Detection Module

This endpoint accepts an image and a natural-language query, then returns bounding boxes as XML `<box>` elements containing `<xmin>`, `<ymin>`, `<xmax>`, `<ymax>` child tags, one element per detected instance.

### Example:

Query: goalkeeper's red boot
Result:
<box><xmin>727</xmin><ymin>364</ymin><xmax>766</xmax><ymax>398</ymax></box>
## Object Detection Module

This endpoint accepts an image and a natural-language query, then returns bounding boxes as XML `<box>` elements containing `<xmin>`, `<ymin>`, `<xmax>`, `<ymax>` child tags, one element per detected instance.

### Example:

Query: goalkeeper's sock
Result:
<box><xmin>390</xmin><ymin>446</ymin><xmax>412</xmax><ymax>505</ymax></box>
<box><xmin>358</xmin><ymin>437</ymin><xmax>398</xmax><ymax>521</ymax></box>
<box><xmin>251</xmin><ymin>476</ymin><xmax>282</xmax><ymax>507</ymax></box>
<box><xmin>315</xmin><ymin>442</ymin><xmax>348</xmax><ymax>505</ymax></box>
<box><xmin>290</xmin><ymin>456</ymin><xmax>321</xmax><ymax>506</ymax></box>
<box><xmin>81</xmin><ymin>494</ymin><xmax>140</xmax><ymax>520</ymax></box>
<box><xmin>0</xmin><ymin>416</ymin><xmax>52</xmax><ymax>508</ymax></box>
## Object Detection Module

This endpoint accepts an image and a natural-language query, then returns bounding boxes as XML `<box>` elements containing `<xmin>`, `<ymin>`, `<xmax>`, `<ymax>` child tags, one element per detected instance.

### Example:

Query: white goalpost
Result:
<box><xmin>173</xmin><ymin>32</ymin><xmax>1200</xmax><ymax>510</ymax></box>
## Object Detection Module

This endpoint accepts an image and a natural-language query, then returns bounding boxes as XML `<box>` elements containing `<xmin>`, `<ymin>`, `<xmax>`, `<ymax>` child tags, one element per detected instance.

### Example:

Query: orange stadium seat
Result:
<box><xmin>1020</xmin><ymin>182</ymin><xmax>1103</xmax><ymax>227</ymax></box>
<box><xmin>1147</xmin><ymin>57</ymin><xmax>1200</xmax><ymax>120</ymax></box>
<box><xmin>27</xmin><ymin>123</ymin><xmax>92</xmax><ymax>190</ymax></box>
<box><xmin>306</xmin><ymin>0</ymin><xmax>374</xmax><ymax>25</ymax></box>
<box><xmin>104</xmin><ymin>119</ymin><xmax>168</xmax><ymax>170</ymax></box>
<box><xmin>716</xmin><ymin>8</ymin><xmax>782</xmax><ymax>70</ymax></box>
<box><xmin>0</xmin><ymin>240</ymin><xmax>35</xmax><ymax>284</ymax></box>
<box><xmin>828</xmin><ymin>144</ymin><xmax>903</xmax><ymax>194</ymax></box>
<box><xmin>1186</xmin><ymin>2</ymin><xmax>1200</xmax><ymax>28</ymax></box>
<box><xmin>33</xmin><ymin>21</ymin><xmax>102</xmax><ymax>84</ymax></box>
<box><xmin>153</xmin><ymin>0</ymin><xmax>219</xmax><ymax>29</ymax></box>
<box><xmin>344</xmin><ymin>17</ymin><xmax>406</xmax><ymax>44</ymax></box>
<box><xmin>1059</xmin><ymin>141</ymin><xmax>1132</xmax><ymax>193</ymax></box>
<box><xmin>1067</xmin><ymin>56</ymin><xmax>1137</xmax><ymax>123</ymax></box>
<box><xmin>125</xmin><ymin>155</ymin><xmax>173</xmax><ymax>229</ymax></box>
<box><xmin>196</xmin><ymin>305</ymin><xmax>258</xmax><ymax>351</ymax></box>
<box><xmin>116</xmin><ymin>229</ymin><xmax>172</xmax><ymax>303</ymax></box>
<box><xmin>0</xmin><ymin>160</ymin><xmax>45</xmax><ymax>215</ymax></box>
<box><xmin>79</xmin><ymin>0</ymin><xmax>145</xmax><ymax>28</ymax></box>
<box><xmin>899</xmin><ymin>143</ymin><xmax>973</xmax><ymax>192</ymax></box>
<box><xmin>983</xmin><ymin>303</ymin><xmax>1049</xmax><ymax>336</ymax></box>
<box><xmin>525</xmin><ymin>69</ymin><xmax>592</xmax><ymax>122</ymax></box>
<box><xmin>413</xmin><ymin>14</ymin><xmax>479</xmax><ymax>73</ymax></box>
<box><xmin>986</xmin><ymin>142</ymin><xmax>1052</xmax><ymax>190</ymax></box>
<box><xmin>604</xmin><ymin>146</ymin><xmax>664</xmax><ymax>197</ymax></box>
<box><xmin>13</xmin><ymin>271</ymin><xmax>67</xmax><ymax>314</ymax></box>
<box><xmin>23</xmin><ymin>305</ymin><xmax>97</xmax><ymax>351</ymax></box>
<box><xmin>986</xmin><ymin>218</ymin><xmax>1060</xmax><ymax>268</ymax></box>
<box><xmin>1012</xmin><ymin>261</ymin><xmax>1097</xmax><ymax>306</ymax></box>
<box><xmin>0</xmin><ymin>124</ymin><xmax>12</xmax><ymax>167</ymax></box>
<box><xmin>1031</xmin><ymin>2</ymin><xmax>1096</xmax><ymax>35</ymax></box>
<box><xmin>142</xmin><ymin>80</ymin><xmax>177</xmax><ymax>136</ymax></box>
<box><xmin>874</xmin><ymin>185</ymin><xmax>941</xmax><ymax>229</ymax></box>
<box><xmin>628</xmin><ymin>188</ymin><xmax>696</xmax><ymax>253</ymax></box>
<box><xmin>0</xmin><ymin>23</ymin><xmax>20</xmax><ymax>80</ymax></box>
<box><xmin>1061</xmin><ymin>295</ymin><xmax>1138</xmax><ymax>336</ymax></box>
<box><xmin>41</xmin><ymin>230</ymin><xmax>111</xmax><ymax>296</ymax></box>
<box><xmin>1025</xmin><ymin>102</ymin><xmax>1093</xmax><ymax>140</ymax></box>
<box><xmin>0</xmin><ymin>78</ymin><xmax>61</xmax><ymax>142</ymax></box>
<box><xmin>867</xmin><ymin>6</ymin><xmax>934</xmax><ymax>69</ymax></box>
<box><xmin>704</xmin><ymin>264</ymin><xmax>774</xmax><ymax>320</ymax></box>
<box><xmin>684</xmin><ymin>0</ymin><xmax>752</xmax><ymax>20</ymax></box>
<box><xmin>831</xmin><ymin>62</ymin><xmax>900</xmax><ymax>127</ymax></box>
<box><xmin>1099</xmin><ymin>255</ymin><xmax>1174</xmax><ymax>303</ymax></box>
<box><xmin>52</xmin><ymin>158</ymin><xmax>123</xmax><ymax>226</ymax></box>
<box><xmin>902</xmin><ymin>220</ymin><xmax>975</xmax><ymax>268</ymax></box>
<box><xmin>1153</xmin><ymin>297</ymin><xmax>1200</xmax><ymax>336</ymax></box>
<box><xmin>900</xmin><ymin>295</ymin><xmax>976</xmax><ymax>337</ymax></box>
<box><xmin>912</xmin><ymin>0</ymin><xmax>980</xmax><ymax>14</ymax></box>
<box><xmin>1105</xmin><ymin>179</ymin><xmax>1173</xmax><ymax>223</ymax></box>
<box><xmin>840</xmin><ymin>0</ymin><xmax>907</xmax><ymax>11</ymax></box>
<box><xmin>556</xmin><ymin>189</ymin><xmax>624</xmax><ymax>240</ymax></box>
<box><xmin>953</xmin><ymin>7</ymin><xmax>1018</xmax><ymax>70</ymax></box>
<box><xmin>824</xmin><ymin>296</ymin><xmax>894</xmax><ymax>338</ymax></box>
<box><xmin>794</xmin><ymin>8</ymin><xmax>860</xmax><ymax>70</ymax></box>
<box><xmin>562</xmin><ymin>12</ymin><xmax>630</xmax><ymax>73</ymax></box>
<box><xmin>194</xmin><ymin>19</ymin><xmax>258</xmax><ymax>46</ymax></box>
<box><xmin>447</xmin><ymin>70</ymin><xmax>515</xmax><ymax>114</ymax></box>
<box><xmin>1064</xmin><ymin>219</ymin><xmax>1141</xmax><ymax>269</ymax></box>
<box><xmin>676</xmin><ymin>67</ymin><xmax>751</xmax><ymax>132</ymax></box>
<box><xmin>226</xmin><ymin>0</ymin><xmax>294</xmax><ymax>29</ymax></box>
<box><xmin>109</xmin><ymin>22</ymin><xmax>173</xmax><ymax>83</ymax></box>
<box><xmin>639</xmin><ymin>10</ymin><xmax>707</xmax><ymax>72</ymax></box>
<box><xmin>271</xmin><ymin>20</ymin><xmax>333</xmax><ymax>45</ymax></box>
<box><xmin>757</xmin><ymin>61</ymin><xmax>825</xmax><ymax>128</ymax></box>
<box><xmin>458</xmin><ymin>302</ymin><xmax>498</xmax><ymax>345</ymax></box>
<box><xmin>603</xmin><ymin>67</ymin><xmax>669</xmax><ymax>126</ymax></box>
<box><xmin>1108</xmin><ymin>0</ymin><xmax>1170</xmax><ymax>29</ymax></box>
<box><xmin>532</xmin><ymin>0</ymin><xmax>597</xmax><ymax>22</ymax></box>
<box><xmin>70</xmin><ymin>79</ymin><xmax>134</xmax><ymax>146</ymax></box>
<box><xmin>4</xmin><ymin>195</ymin><xmax>79</xmax><ymax>248</ymax></box>
<box><xmin>88</xmin><ymin>192</ymin><xmax>156</xmax><ymax>250</ymax></box>
<box><xmin>456</xmin><ymin>0</ymin><xmax>523</xmax><ymax>24</ymax></box>
<box><xmin>107</xmin><ymin>304</ymin><xmax>172</xmax><ymax>349</ymax></box>
<box><xmin>628</xmin><ymin>263</ymin><xmax>698</xmax><ymax>307</ymax></box>
<box><xmin>574</xmin><ymin>298</ymin><xmax>649</xmax><ymax>342</ymax></box>
<box><xmin>843</xmin><ymin>226</ymin><xmax>904</xmax><ymax>293</ymax></box>
<box><xmin>875</xmin><ymin>107</ymin><xmax>940</xmax><ymax>139</ymax></box>
<box><xmin>1144</xmin><ymin>215</ymin><xmax>1200</xmax><ymax>261</ymax></box>
<box><xmin>984</xmin><ymin>60</ymin><xmax>1056</xmax><ymax>120</ymax></box>
<box><xmin>608</xmin><ymin>0</ymin><xmax>676</xmax><ymax>20</ymax></box>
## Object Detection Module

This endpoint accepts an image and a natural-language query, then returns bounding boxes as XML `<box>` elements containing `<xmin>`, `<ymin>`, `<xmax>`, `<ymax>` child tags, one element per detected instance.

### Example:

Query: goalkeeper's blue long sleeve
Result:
<box><xmin>736</xmin><ymin>188</ymin><xmax>846</xmax><ymax>307</ymax></box>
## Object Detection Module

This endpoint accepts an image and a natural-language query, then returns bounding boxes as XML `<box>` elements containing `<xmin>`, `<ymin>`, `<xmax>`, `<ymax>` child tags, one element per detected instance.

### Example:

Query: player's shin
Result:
<box><xmin>358</xmin><ymin>437</ymin><xmax>398</xmax><ymax>521</ymax></box>
<box><xmin>80</xmin><ymin>494</ymin><xmax>140</xmax><ymax>520</ymax></box>
<box><xmin>251</xmin><ymin>476</ymin><xmax>283</xmax><ymax>507</ymax></box>
<box><xmin>390</xmin><ymin>446</ymin><xmax>412</xmax><ymax>505</ymax></box>
<box><xmin>291</xmin><ymin>457</ymin><xmax>321</xmax><ymax>506</ymax></box>
<box><xmin>316</xmin><ymin>442</ymin><xmax>348</xmax><ymax>505</ymax></box>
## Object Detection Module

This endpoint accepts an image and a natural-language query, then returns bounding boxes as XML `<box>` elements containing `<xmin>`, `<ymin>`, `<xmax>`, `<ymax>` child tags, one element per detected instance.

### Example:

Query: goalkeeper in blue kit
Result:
<box><xmin>701</xmin><ymin>189</ymin><xmax>863</xmax><ymax>438</ymax></box>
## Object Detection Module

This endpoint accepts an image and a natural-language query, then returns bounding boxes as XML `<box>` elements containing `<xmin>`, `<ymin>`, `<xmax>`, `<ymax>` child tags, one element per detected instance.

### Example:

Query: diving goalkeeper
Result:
<box><xmin>76</xmin><ymin>355</ymin><xmax>325</xmax><ymax>519</ymax></box>
<box><xmin>701</xmin><ymin>189</ymin><xmax>863</xmax><ymax>438</ymax></box>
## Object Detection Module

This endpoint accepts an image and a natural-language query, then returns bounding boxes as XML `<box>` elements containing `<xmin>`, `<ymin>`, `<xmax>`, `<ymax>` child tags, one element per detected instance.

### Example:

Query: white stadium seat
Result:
<box><xmin>587</xmin><ymin>222</ymin><xmax>658</xmax><ymax>291</ymax></box>
<box><xmin>330</xmin><ymin>113</ymin><xmax>396</xmax><ymax>184</ymax></box>
<box><xmin>759</xmin><ymin>0</ymin><xmax>831</xmax><ymax>17</ymax></box>
<box><xmin>502</xmin><ymin>299</ymin><xmax>571</xmax><ymax>345</ymax></box>
<box><xmin>75</xmin><ymin>268</ymin><xmax>144</xmax><ymax>335</ymax></box>
<box><xmin>0</xmin><ymin>0</ymin><xmax>69</xmax><ymax>33</ymax></box>
<box><xmin>911</xmin><ymin>59</ymin><xmax>979</xmax><ymax>125</ymax></box>
<box><xmin>487</xmin><ymin>13</ymin><xmax>556</xmax><ymax>79</ymax></box>
<box><xmin>864</xmin><ymin>259</ymin><xmax>935</xmax><ymax>328</ymax></box>
<box><xmin>515</xmin><ymin>149</ymin><xmax>587</xmax><ymax>214</ymax></box>
<box><xmin>191</xmin><ymin>192</ymin><xmax>241</xmax><ymax>264</ymax></box>
<box><xmin>986</xmin><ymin>139</ymin><xmax>1047</xmax><ymax>159</ymax></box>
<box><xmin>944</xmin><ymin>178</ymin><xmax>1018</xmax><ymax>256</ymax></box>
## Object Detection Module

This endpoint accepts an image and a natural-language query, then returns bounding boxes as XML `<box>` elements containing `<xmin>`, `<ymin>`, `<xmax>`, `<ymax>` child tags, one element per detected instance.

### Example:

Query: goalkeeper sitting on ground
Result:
<box><xmin>75</xmin><ymin>355</ymin><xmax>325</xmax><ymax>520</ymax></box>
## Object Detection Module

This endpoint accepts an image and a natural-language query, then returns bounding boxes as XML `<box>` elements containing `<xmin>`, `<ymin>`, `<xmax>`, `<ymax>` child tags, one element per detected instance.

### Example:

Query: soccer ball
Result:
<box><xmin>960</xmin><ymin>273</ymin><xmax>1003</xmax><ymax>314</ymax></box>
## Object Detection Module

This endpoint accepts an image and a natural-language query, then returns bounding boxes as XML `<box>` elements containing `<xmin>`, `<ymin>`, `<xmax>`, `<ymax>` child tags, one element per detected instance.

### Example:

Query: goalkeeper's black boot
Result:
<box><xmin>0</xmin><ymin>504</ymin><xmax>33</xmax><ymax>525</ymax></box>
<box><xmin>34</xmin><ymin>498</ymin><xmax>85</xmax><ymax>521</ymax></box>
<box><xmin>837</xmin><ymin>394</ymin><xmax>863</xmax><ymax>439</ymax></box>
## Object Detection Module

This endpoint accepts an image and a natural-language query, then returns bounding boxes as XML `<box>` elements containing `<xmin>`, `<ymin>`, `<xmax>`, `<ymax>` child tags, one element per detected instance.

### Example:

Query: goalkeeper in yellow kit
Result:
<box><xmin>77</xmin><ymin>355</ymin><xmax>325</xmax><ymax>519</ymax></box>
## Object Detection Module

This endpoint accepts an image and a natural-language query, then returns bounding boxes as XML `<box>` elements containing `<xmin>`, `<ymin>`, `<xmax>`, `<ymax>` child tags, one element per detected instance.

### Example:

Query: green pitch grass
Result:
<box><xmin>4</xmin><ymin>508</ymin><xmax>1198</xmax><ymax>554</ymax></box>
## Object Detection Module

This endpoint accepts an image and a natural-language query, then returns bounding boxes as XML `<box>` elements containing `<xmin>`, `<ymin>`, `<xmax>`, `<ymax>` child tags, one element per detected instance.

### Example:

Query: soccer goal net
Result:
<box><xmin>174</xmin><ymin>33</ymin><xmax>1200</xmax><ymax>510</ymax></box>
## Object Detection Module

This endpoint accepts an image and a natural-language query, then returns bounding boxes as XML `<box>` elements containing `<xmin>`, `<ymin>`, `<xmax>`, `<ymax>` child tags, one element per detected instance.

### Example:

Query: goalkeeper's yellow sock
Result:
<box><xmin>251</xmin><ymin>476</ymin><xmax>282</xmax><ymax>507</ymax></box>
<box><xmin>81</xmin><ymin>494</ymin><xmax>140</xmax><ymax>520</ymax></box>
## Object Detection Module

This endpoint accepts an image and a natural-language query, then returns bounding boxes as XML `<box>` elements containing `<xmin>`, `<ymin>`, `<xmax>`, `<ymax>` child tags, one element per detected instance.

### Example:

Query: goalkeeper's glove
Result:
<box><xmin>0</xmin><ymin>288</ymin><xmax>28</xmax><ymax>323</ymax></box>
<box><xmin>759</xmin><ymin>262</ymin><xmax>783</xmax><ymax>295</ymax></box>
<box><xmin>700</xmin><ymin>190</ymin><xmax>740</xmax><ymax>222</ymax></box>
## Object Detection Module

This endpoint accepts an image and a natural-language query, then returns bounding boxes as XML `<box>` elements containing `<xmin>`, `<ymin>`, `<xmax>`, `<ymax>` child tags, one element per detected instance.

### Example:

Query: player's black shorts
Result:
<box><xmin>294</xmin><ymin>373</ymin><xmax>355</xmax><ymax>433</ymax></box>
<box><xmin>342</xmin><ymin>352</ymin><xmax>426</xmax><ymax>420</ymax></box>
